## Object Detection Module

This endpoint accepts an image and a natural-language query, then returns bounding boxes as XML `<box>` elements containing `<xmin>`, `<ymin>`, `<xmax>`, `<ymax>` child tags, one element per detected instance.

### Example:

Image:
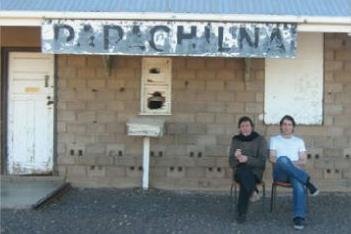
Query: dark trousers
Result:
<box><xmin>234</xmin><ymin>164</ymin><xmax>259</xmax><ymax>216</ymax></box>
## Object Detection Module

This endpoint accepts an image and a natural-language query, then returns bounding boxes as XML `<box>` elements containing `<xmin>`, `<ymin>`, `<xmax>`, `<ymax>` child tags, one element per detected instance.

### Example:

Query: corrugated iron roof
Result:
<box><xmin>1</xmin><ymin>0</ymin><xmax>350</xmax><ymax>17</ymax></box>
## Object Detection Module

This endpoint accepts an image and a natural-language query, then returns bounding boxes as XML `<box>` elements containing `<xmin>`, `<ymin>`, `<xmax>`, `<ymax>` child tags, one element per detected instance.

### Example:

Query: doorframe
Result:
<box><xmin>1</xmin><ymin>47</ymin><xmax>58</xmax><ymax>175</ymax></box>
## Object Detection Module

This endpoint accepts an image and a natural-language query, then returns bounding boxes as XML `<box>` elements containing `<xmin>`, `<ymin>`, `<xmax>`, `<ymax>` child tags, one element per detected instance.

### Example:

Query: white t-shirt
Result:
<box><xmin>269</xmin><ymin>135</ymin><xmax>306</xmax><ymax>161</ymax></box>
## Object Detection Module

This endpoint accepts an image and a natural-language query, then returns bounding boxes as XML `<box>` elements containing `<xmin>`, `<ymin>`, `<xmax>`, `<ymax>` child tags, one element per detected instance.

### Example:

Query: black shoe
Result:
<box><xmin>306</xmin><ymin>181</ymin><xmax>319</xmax><ymax>196</ymax></box>
<box><xmin>293</xmin><ymin>217</ymin><xmax>305</xmax><ymax>230</ymax></box>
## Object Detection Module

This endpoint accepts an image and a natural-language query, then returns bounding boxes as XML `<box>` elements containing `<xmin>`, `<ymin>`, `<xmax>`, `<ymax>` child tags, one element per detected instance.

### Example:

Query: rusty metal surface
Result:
<box><xmin>42</xmin><ymin>19</ymin><xmax>297</xmax><ymax>58</ymax></box>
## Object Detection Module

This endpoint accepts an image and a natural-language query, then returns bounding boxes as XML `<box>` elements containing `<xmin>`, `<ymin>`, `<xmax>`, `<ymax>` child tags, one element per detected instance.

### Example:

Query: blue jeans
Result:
<box><xmin>273</xmin><ymin>156</ymin><xmax>309</xmax><ymax>218</ymax></box>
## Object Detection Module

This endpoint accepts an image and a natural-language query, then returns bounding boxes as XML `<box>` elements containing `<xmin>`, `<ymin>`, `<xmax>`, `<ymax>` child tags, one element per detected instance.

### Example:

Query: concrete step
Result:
<box><xmin>1</xmin><ymin>176</ymin><xmax>70</xmax><ymax>209</ymax></box>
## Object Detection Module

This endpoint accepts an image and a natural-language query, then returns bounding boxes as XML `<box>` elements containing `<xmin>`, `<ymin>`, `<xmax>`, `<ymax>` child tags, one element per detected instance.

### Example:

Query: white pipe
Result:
<box><xmin>298</xmin><ymin>24</ymin><xmax>351</xmax><ymax>33</ymax></box>
<box><xmin>142</xmin><ymin>136</ymin><xmax>150</xmax><ymax>190</ymax></box>
<box><xmin>1</xmin><ymin>19</ymin><xmax>350</xmax><ymax>33</ymax></box>
<box><xmin>1</xmin><ymin>11</ymin><xmax>350</xmax><ymax>33</ymax></box>
<box><xmin>0</xmin><ymin>11</ymin><xmax>350</xmax><ymax>24</ymax></box>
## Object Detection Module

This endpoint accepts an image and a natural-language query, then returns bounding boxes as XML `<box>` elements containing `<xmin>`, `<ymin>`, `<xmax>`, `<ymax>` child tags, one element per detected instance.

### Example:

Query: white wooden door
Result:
<box><xmin>7</xmin><ymin>52</ymin><xmax>54</xmax><ymax>175</ymax></box>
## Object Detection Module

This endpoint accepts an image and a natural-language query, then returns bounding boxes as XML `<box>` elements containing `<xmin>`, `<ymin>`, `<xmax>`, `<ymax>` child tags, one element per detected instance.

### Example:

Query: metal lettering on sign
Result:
<box><xmin>42</xmin><ymin>19</ymin><xmax>297</xmax><ymax>58</ymax></box>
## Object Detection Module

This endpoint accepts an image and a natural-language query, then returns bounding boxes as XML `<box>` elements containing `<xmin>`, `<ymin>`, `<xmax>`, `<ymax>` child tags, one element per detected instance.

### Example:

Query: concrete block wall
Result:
<box><xmin>56</xmin><ymin>55</ymin><xmax>254</xmax><ymax>190</ymax></box>
<box><xmin>56</xmin><ymin>33</ymin><xmax>351</xmax><ymax>191</ymax></box>
<box><xmin>56</xmin><ymin>55</ymin><xmax>143</xmax><ymax>187</ymax></box>
<box><xmin>315</xmin><ymin>33</ymin><xmax>351</xmax><ymax>190</ymax></box>
<box><xmin>156</xmin><ymin>57</ymin><xmax>266</xmax><ymax>191</ymax></box>
<box><xmin>264</xmin><ymin>33</ymin><xmax>351</xmax><ymax>191</ymax></box>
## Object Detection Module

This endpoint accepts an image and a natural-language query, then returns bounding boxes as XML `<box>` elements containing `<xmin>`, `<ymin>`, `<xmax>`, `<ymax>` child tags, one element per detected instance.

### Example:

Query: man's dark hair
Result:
<box><xmin>238</xmin><ymin>116</ymin><xmax>254</xmax><ymax>128</ymax></box>
<box><xmin>279</xmin><ymin>115</ymin><xmax>296</xmax><ymax>127</ymax></box>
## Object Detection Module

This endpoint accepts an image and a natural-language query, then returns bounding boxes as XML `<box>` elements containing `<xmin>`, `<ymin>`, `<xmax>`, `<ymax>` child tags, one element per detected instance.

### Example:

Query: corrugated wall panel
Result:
<box><xmin>1</xmin><ymin>0</ymin><xmax>350</xmax><ymax>17</ymax></box>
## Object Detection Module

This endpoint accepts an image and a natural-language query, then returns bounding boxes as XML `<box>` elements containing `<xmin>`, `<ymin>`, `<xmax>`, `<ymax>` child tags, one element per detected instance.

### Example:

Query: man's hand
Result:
<box><xmin>235</xmin><ymin>149</ymin><xmax>248</xmax><ymax>163</ymax></box>
<box><xmin>294</xmin><ymin>151</ymin><xmax>307</xmax><ymax>168</ymax></box>
<box><xmin>269</xmin><ymin>150</ymin><xmax>277</xmax><ymax>163</ymax></box>
<box><xmin>238</xmin><ymin>155</ymin><xmax>248</xmax><ymax>163</ymax></box>
<box><xmin>234</xmin><ymin>149</ymin><xmax>242</xmax><ymax>159</ymax></box>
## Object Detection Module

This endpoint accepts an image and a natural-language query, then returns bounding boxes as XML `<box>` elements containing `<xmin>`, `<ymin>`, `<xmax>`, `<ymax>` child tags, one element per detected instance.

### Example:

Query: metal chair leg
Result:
<box><xmin>262</xmin><ymin>183</ymin><xmax>266</xmax><ymax>212</ymax></box>
<box><xmin>305</xmin><ymin>187</ymin><xmax>309</xmax><ymax>214</ymax></box>
<box><xmin>234</xmin><ymin>183</ymin><xmax>238</xmax><ymax>205</ymax></box>
<box><xmin>230</xmin><ymin>183</ymin><xmax>234</xmax><ymax>198</ymax></box>
<box><xmin>270</xmin><ymin>184</ymin><xmax>276</xmax><ymax>212</ymax></box>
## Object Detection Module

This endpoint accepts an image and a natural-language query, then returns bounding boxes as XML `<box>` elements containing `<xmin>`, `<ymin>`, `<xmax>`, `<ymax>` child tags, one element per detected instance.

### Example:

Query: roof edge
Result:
<box><xmin>1</xmin><ymin>11</ymin><xmax>350</xmax><ymax>32</ymax></box>
<box><xmin>1</xmin><ymin>11</ymin><xmax>351</xmax><ymax>22</ymax></box>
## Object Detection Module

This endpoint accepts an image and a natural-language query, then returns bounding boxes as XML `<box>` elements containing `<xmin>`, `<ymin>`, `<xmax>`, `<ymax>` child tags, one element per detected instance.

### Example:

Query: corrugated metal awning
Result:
<box><xmin>0</xmin><ymin>0</ymin><xmax>350</xmax><ymax>33</ymax></box>
<box><xmin>1</xmin><ymin>0</ymin><xmax>350</xmax><ymax>17</ymax></box>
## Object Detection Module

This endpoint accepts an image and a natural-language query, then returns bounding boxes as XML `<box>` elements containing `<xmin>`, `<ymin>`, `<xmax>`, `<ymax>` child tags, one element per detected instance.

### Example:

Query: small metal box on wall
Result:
<box><xmin>140</xmin><ymin>58</ymin><xmax>171</xmax><ymax>115</ymax></box>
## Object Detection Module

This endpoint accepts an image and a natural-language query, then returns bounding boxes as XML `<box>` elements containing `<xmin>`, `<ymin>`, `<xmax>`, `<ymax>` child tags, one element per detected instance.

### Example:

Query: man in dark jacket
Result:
<box><xmin>228</xmin><ymin>116</ymin><xmax>267</xmax><ymax>223</ymax></box>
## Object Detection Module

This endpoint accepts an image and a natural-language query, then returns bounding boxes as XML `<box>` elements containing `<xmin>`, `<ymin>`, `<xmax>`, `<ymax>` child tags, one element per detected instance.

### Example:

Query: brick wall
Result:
<box><xmin>56</xmin><ymin>33</ymin><xmax>351</xmax><ymax>191</ymax></box>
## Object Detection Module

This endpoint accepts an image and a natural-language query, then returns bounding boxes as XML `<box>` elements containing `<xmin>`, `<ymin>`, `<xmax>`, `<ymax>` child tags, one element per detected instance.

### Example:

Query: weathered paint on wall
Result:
<box><xmin>265</xmin><ymin>33</ymin><xmax>324</xmax><ymax>124</ymax></box>
<box><xmin>7</xmin><ymin>52</ymin><xmax>54</xmax><ymax>175</ymax></box>
<box><xmin>42</xmin><ymin>20</ymin><xmax>297</xmax><ymax>58</ymax></box>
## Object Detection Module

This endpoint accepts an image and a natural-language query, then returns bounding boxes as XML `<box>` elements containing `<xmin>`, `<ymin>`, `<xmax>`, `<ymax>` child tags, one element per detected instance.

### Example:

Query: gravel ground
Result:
<box><xmin>1</xmin><ymin>188</ymin><xmax>350</xmax><ymax>234</ymax></box>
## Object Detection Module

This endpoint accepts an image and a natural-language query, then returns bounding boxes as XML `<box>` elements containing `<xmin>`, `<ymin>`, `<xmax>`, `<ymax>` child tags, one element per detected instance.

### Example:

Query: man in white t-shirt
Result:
<box><xmin>269</xmin><ymin>115</ymin><xmax>319</xmax><ymax>230</ymax></box>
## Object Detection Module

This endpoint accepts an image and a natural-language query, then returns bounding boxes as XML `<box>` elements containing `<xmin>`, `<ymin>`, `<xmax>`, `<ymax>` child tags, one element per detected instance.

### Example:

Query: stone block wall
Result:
<box><xmin>56</xmin><ymin>55</ymin><xmax>257</xmax><ymax>190</ymax></box>
<box><xmin>264</xmin><ymin>33</ymin><xmax>351</xmax><ymax>191</ymax></box>
<box><xmin>54</xmin><ymin>33</ymin><xmax>351</xmax><ymax>191</ymax></box>
<box><xmin>314</xmin><ymin>33</ymin><xmax>351</xmax><ymax>189</ymax></box>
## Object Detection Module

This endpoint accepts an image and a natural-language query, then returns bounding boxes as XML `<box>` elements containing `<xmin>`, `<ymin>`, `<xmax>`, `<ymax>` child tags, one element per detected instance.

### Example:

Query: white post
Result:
<box><xmin>142</xmin><ymin>136</ymin><xmax>150</xmax><ymax>190</ymax></box>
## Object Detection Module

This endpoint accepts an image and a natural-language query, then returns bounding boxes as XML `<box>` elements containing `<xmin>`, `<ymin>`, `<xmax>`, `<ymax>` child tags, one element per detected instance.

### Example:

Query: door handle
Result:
<box><xmin>47</xmin><ymin>100</ymin><xmax>54</xmax><ymax>105</ymax></box>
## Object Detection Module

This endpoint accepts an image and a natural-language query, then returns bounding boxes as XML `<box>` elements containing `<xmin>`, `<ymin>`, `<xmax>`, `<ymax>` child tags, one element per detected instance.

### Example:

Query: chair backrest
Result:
<box><xmin>272</xmin><ymin>181</ymin><xmax>291</xmax><ymax>187</ymax></box>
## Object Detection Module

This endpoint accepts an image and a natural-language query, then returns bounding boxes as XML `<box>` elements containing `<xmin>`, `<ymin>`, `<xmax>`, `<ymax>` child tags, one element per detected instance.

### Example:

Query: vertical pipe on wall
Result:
<box><xmin>142</xmin><ymin>136</ymin><xmax>150</xmax><ymax>190</ymax></box>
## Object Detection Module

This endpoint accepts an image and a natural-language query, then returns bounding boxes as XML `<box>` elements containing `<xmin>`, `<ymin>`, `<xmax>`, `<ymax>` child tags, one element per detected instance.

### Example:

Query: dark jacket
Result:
<box><xmin>228</xmin><ymin>134</ymin><xmax>267</xmax><ymax>181</ymax></box>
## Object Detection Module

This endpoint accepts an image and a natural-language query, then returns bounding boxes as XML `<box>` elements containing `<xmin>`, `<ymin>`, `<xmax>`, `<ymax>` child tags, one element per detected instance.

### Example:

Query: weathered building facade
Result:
<box><xmin>1</xmin><ymin>0</ymin><xmax>351</xmax><ymax>191</ymax></box>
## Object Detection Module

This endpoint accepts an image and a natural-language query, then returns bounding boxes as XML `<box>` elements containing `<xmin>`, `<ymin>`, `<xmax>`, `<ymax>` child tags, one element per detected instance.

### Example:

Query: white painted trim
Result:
<box><xmin>1</xmin><ymin>11</ymin><xmax>350</xmax><ymax>34</ymax></box>
<box><xmin>298</xmin><ymin>24</ymin><xmax>351</xmax><ymax>33</ymax></box>
<box><xmin>0</xmin><ymin>18</ymin><xmax>42</xmax><ymax>26</ymax></box>
<box><xmin>2</xmin><ymin>19</ymin><xmax>350</xmax><ymax>34</ymax></box>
